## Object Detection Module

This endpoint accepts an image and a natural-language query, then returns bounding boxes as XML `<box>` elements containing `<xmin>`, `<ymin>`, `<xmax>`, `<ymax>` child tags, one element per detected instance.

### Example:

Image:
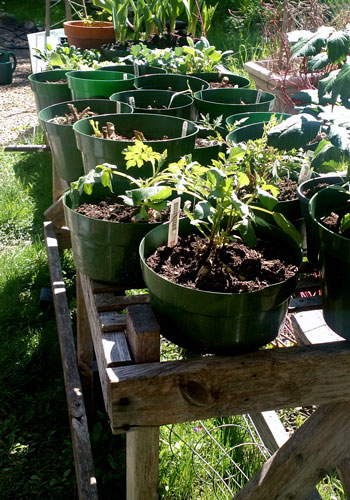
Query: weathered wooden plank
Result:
<box><xmin>55</xmin><ymin>226</ymin><xmax>71</xmax><ymax>250</ymax></box>
<box><xmin>44</xmin><ymin>196</ymin><xmax>66</xmax><ymax>228</ymax></box>
<box><xmin>94</xmin><ymin>293</ymin><xmax>150</xmax><ymax>312</ymax></box>
<box><xmin>90</xmin><ymin>280</ymin><xmax>127</xmax><ymax>294</ymax></box>
<box><xmin>77</xmin><ymin>272</ymin><xmax>94</xmax><ymax>420</ymax></box>
<box><xmin>102</xmin><ymin>331</ymin><xmax>133</xmax><ymax>367</ymax></box>
<box><xmin>107</xmin><ymin>342</ymin><xmax>350</xmax><ymax>432</ymax></box>
<box><xmin>126</xmin><ymin>305</ymin><xmax>160</xmax><ymax>364</ymax></box>
<box><xmin>44</xmin><ymin>222</ymin><xmax>98</xmax><ymax>500</ymax></box>
<box><xmin>99</xmin><ymin>311</ymin><xmax>127</xmax><ymax>332</ymax></box>
<box><xmin>289</xmin><ymin>295</ymin><xmax>322</xmax><ymax>312</ymax></box>
<box><xmin>4</xmin><ymin>144</ymin><xmax>51</xmax><ymax>152</ymax></box>
<box><xmin>233</xmin><ymin>401</ymin><xmax>350</xmax><ymax>500</ymax></box>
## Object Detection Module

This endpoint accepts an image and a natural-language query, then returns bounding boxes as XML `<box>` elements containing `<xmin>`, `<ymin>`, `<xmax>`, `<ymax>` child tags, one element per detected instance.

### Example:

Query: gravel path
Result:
<box><xmin>0</xmin><ymin>48</ymin><xmax>38</xmax><ymax>146</ymax></box>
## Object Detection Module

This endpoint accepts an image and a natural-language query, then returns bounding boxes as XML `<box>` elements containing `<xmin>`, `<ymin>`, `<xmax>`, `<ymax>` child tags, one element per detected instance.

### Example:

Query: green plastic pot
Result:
<box><xmin>226</xmin><ymin>111</ymin><xmax>290</xmax><ymax>128</ymax></box>
<box><xmin>140</xmin><ymin>218</ymin><xmax>301</xmax><ymax>354</ymax></box>
<box><xmin>39</xmin><ymin>99</ymin><xmax>132</xmax><ymax>182</ymax></box>
<box><xmin>29</xmin><ymin>70</ymin><xmax>71</xmax><ymax>114</ymax></box>
<box><xmin>309</xmin><ymin>185</ymin><xmax>350</xmax><ymax>336</ymax></box>
<box><xmin>73</xmin><ymin>113</ymin><xmax>198</xmax><ymax>188</ymax></box>
<box><xmin>63</xmin><ymin>180</ymin><xmax>163</xmax><ymax>286</ymax></box>
<box><xmin>188</xmin><ymin>72</ymin><xmax>250</xmax><ymax>88</ymax></box>
<box><xmin>298</xmin><ymin>174</ymin><xmax>346</xmax><ymax>266</ymax></box>
<box><xmin>67</xmin><ymin>70</ymin><xmax>134</xmax><ymax>99</ymax></box>
<box><xmin>194</xmin><ymin>88</ymin><xmax>275</xmax><ymax>120</ymax></box>
<box><xmin>101</xmin><ymin>64</ymin><xmax>166</xmax><ymax>75</ymax></box>
<box><xmin>134</xmin><ymin>73</ymin><xmax>210</xmax><ymax>92</ymax></box>
<box><xmin>192</xmin><ymin>124</ymin><xmax>227</xmax><ymax>165</ymax></box>
<box><xmin>109</xmin><ymin>89</ymin><xmax>193</xmax><ymax>119</ymax></box>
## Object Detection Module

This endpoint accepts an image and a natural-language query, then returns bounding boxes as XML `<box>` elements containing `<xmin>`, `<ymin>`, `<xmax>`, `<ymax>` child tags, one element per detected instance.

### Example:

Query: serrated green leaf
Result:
<box><xmin>267</xmin><ymin>114</ymin><xmax>321</xmax><ymax>150</ymax></box>
<box><xmin>328</xmin><ymin>123</ymin><xmax>350</xmax><ymax>153</ymax></box>
<box><xmin>311</xmin><ymin>141</ymin><xmax>341</xmax><ymax>170</ymax></box>
<box><xmin>327</xmin><ymin>31</ymin><xmax>350</xmax><ymax>64</ymax></box>
<box><xmin>331</xmin><ymin>63</ymin><xmax>350</xmax><ymax>107</ymax></box>
<box><xmin>291</xmin><ymin>26</ymin><xmax>334</xmax><ymax>58</ymax></box>
<box><xmin>307</xmin><ymin>52</ymin><xmax>330</xmax><ymax>72</ymax></box>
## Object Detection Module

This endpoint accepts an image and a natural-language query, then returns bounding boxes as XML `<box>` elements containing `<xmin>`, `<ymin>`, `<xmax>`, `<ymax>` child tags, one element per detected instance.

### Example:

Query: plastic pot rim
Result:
<box><xmin>109</xmin><ymin>89</ymin><xmax>194</xmax><ymax>111</ymax></box>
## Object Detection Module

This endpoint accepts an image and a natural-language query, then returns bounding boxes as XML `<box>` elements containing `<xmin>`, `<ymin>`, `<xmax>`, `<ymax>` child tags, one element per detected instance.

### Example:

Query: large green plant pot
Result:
<box><xmin>109</xmin><ymin>89</ymin><xmax>193</xmax><ymax>119</ymax></box>
<box><xmin>189</xmin><ymin>72</ymin><xmax>250</xmax><ymax>88</ymax></box>
<box><xmin>194</xmin><ymin>88</ymin><xmax>275</xmax><ymax>120</ymax></box>
<box><xmin>29</xmin><ymin>70</ymin><xmax>71</xmax><ymax>114</ymax></box>
<box><xmin>309</xmin><ymin>185</ymin><xmax>350</xmax><ymax>336</ymax></box>
<box><xmin>38</xmin><ymin>99</ymin><xmax>132</xmax><ymax>182</ymax></box>
<box><xmin>101</xmin><ymin>64</ymin><xmax>166</xmax><ymax>75</ymax></box>
<box><xmin>140</xmin><ymin>218</ymin><xmax>301</xmax><ymax>354</ymax></box>
<box><xmin>298</xmin><ymin>174</ymin><xmax>346</xmax><ymax>266</ymax></box>
<box><xmin>134</xmin><ymin>73</ymin><xmax>210</xmax><ymax>92</ymax></box>
<box><xmin>73</xmin><ymin>113</ymin><xmax>198</xmax><ymax>189</ymax></box>
<box><xmin>227</xmin><ymin>122</ymin><xmax>301</xmax><ymax>221</ymax></box>
<box><xmin>226</xmin><ymin>111</ymin><xmax>290</xmax><ymax>127</ymax></box>
<box><xmin>63</xmin><ymin>180</ymin><xmax>163</xmax><ymax>286</ymax></box>
<box><xmin>67</xmin><ymin>70</ymin><xmax>134</xmax><ymax>99</ymax></box>
<box><xmin>191</xmin><ymin>124</ymin><xmax>227</xmax><ymax>165</ymax></box>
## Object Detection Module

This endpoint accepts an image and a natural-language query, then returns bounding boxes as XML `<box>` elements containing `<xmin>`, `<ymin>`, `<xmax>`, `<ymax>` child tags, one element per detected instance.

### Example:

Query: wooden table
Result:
<box><xmin>45</xmin><ymin>221</ymin><xmax>350</xmax><ymax>500</ymax></box>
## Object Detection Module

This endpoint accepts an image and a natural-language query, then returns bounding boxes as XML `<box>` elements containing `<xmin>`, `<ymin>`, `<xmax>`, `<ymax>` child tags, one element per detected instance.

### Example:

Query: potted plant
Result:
<box><xmin>193</xmin><ymin>88</ymin><xmax>275</xmax><ymax>121</ymax></box>
<box><xmin>192</xmin><ymin>115</ymin><xmax>228</xmax><ymax>165</ymax></box>
<box><xmin>38</xmin><ymin>99</ymin><xmax>132</xmax><ymax>182</ymax></box>
<box><xmin>139</xmin><ymin>154</ymin><xmax>302</xmax><ymax>354</ymax></box>
<box><xmin>72</xmin><ymin>113</ymin><xmax>198</xmax><ymax>186</ymax></box>
<box><xmin>29</xmin><ymin>69</ymin><xmax>72</xmax><ymax>115</ymax></box>
<box><xmin>309</xmin><ymin>184</ymin><xmax>350</xmax><ymax>336</ymax></box>
<box><xmin>109</xmin><ymin>89</ymin><xmax>194</xmax><ymax>119</ymax></box>
<box><xmin>64</xmin><ymin>143</ymin><xmax>177</xmax><ymax>286</ymax></box>
<box><xmin>66</xmin><ymin>69</ymin><xmax>134</xmax><ymax>99</ymax></box>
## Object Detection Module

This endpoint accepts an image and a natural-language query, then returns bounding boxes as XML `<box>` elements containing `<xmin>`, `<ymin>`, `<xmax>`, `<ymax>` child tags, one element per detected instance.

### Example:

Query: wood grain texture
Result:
<box><xmin>102</xmin><ymin>332</ymin><xmax>133</xmax><ymax>367</ymax></box>
<box><xmin>94</xmin><ymin>293</ymin><xmax>150</xmax><ymax>312</ymax></box>
<box><xmin>44</xmin><ymin>222</ymin><xmax>98</xmax><ymax>500</ymax></box>
<box><xmin>99</xmin><ymin>311</ymin><xmax>127</xmax><ymax>332</ymax></box>
<box><xmin>234</xmin><ymin>401</ymin><xmax>350</xmax><ymax>500</ymax></box>
<box><xmin>126</xmin><ymin>305</ymin><xmax>160</xmax><ymax>364</ymax></box>
<box><xmin>107</xmin><ymin>342</ymin><xmax>350</xmax><ymax>431</ymax></box>
<box><xmin>44</xmin><ymin>196</ymin><xmax>65</xmax><ymax>228</ymax></box>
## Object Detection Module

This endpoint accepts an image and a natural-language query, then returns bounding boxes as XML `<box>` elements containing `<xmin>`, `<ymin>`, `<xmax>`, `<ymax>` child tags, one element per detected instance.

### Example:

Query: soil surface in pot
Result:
<box><xmin>195</xmin><ymin>137</ymin><xmax>220</xmax><ymax>148</ymax></box>
<box><xmin>102</xmin><ymin>32</ymin><xmax>192</xmax><ymax>51</ymax></box>
<box><xmin>277</xmin><ymin>177</ymin><xmax>297</xmax><ymax>201</ymax></box>
<box><xmin>94</xmin><ymin>123</ymin><xmax>169</xmax><ymax>141</ymax></box>
<box><xmin>209</xmin><ymin>77</ymin><xmax>238</xmax><ymax>89</ymax></box>
<box><xmin>74</xmin><ymin>198</ymin><xmax>177</xmax><ymax>223</ymax></box>
<box><xmin>146</xmin><ymin>233</ymin><xmax>298</xmax><ymax>293</ymax></box>
<box><xmin>321</xmin><ymin>208</ymin><xmax>350</xmax><ymax>238</ymax></box>
<box><xmin>302</xmin><ymin>182</ymin><xmax>330</xmax><ymax>199</ymax></box>
<box><xmin>49</xmin><ymin>104</ymin><xmax>100</xmax><ymax>125</ymax></box>
<box><xmin>44</xmin><ymin>79</ymin><xmax>67</xmax><ymax>84</ymax></box>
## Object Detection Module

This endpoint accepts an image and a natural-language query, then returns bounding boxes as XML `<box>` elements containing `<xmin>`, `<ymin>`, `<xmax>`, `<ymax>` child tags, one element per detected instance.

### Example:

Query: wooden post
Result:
<box><xmin>77</xmin><ymin>272</ymin><xmax>94</xmax><ymax>421</ymax></box>
<box><xmin>126</xmin><ymin>305</ymin><xmax>160</xmax><ymax>500</ymax></box>
<box><xmin>65</xmin><ymin>0</ymin><xmax>72</xmax><ymax>20</ymax></box>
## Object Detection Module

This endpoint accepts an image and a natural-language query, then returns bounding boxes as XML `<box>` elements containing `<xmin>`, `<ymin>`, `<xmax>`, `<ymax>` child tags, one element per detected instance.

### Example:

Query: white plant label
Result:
<box><xmin>181</xmin><ymin>120</ymin><xmax>188</xmax><ymax>137</ymax></box>
<box><xmin>255</xmin><ymin>89</ymin><xmax>262</xmax><ymax>104</ymax></box>
<box><xmin>123</xmin><ymin>72</ymin><xmax>128</xmax><ymax>80</ymax></box>
<box><xmin>269</xmin><ymin>100</ymin><xmax>274</xmax><ymax>111</ymax></box>
<box><xmin>133</xmin><ymin>63</ymin><xmax>139</xmax><ymax>77</ymax></box>
<box><xmin>168</xmin><ymin>197</ymin><xmax>181</xmax><ymax>248</ymax></box>
<box><xmin>129</xmin><ymin>96</ymin><xmax>135</xmax><ymax>108</ymax></box>
<box><xmin>116</xmin><ymin>101</ymin><xmax>121</xmax><ymax>113</ymax></box>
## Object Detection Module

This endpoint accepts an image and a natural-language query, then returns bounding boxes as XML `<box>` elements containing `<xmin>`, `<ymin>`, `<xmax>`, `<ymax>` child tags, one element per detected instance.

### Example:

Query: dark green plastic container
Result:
<box><xmin>226</xmin><ymin>111</ymin><xmax>290</xmax><ymax>128</ymax></box>
<box><xmin>298</xmin><ymin>174</ymin><xmax>346</xmax><ymax>266</ymax></box>
<box><xmin>101</xmin><ymin>64</ymin><xmax>166</xmax><ymax>75</ymax></box>
<box><xmin>192</xmin><ymin>124</ymin><xmax>227</xmax><ymax>165</ymax></box>
<box><xmin>140</xmin><ymin>218</ymin><xmax>301</xmax><ymax>354</ymax></box>
<box><xmin>63</xmin><ymin>179</ymin><xmax>163</xmax><ymax>286</ymax></box>
<box><xmin>39</xmin><ymin>99</ymin><xmax>132</xmax><ymax>182</ymax></box>
<box><xmin>73</xmin><ymin>113</ymin><xmax>198</xmax><ymax>188</ymax></box>
<box><xmin>29</xmin><ymin>70</ymin><xmax>71</xmax><ymax>114</ymax></box>
<box><xmin>309</xmin><ymin>185</ymin><xmax>350</xmax><ymax>336</ymax></box>
<box><xmin>194</xmin><ymin>88</ymin><xmax>275</xmax><ymax>120</ymax></box>
<box><xmin>110</xmin><ymin>89</ymin><xmax>193</xmax><ymax>119</ymax></box>
<box><xmin>189</xmin><ymin>72</ymin><xmax>250</xmax><ymax>88</ymax></box>
<box><xmin>134</xmin><ymin>73</ymin><xmax>210</xmax><ymax>92</ymax></box>
<box><xmin>67</xmin><ymin>70</ymin><xmax>134</xmax><ymax>99</ymax></box>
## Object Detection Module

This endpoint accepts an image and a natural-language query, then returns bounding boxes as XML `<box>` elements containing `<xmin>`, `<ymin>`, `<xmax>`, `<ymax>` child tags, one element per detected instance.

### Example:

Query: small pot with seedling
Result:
<box><xmin>140</xmin><ymin>152</ymin><xmax>302</xmax><ymax>354</ymax></box>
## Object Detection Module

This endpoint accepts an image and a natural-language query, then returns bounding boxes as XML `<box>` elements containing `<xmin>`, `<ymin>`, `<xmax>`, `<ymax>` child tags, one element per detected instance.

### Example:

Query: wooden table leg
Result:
<box><xmin>125</xmin><ymin>304</ymin><xmax>160</xmax><ymax>500</ymax></box>
<box><xmin>77</xmin><ymin>271</ymin><xmax>94</xmax><ymax>421</ymax></box>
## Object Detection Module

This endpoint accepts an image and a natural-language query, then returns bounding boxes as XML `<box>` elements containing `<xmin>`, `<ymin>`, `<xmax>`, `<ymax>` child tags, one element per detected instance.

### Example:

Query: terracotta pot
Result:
<box><xmin>63</xmin><ymin>20</ymin><xmax>115</xmax><ymax>49</ymax></box>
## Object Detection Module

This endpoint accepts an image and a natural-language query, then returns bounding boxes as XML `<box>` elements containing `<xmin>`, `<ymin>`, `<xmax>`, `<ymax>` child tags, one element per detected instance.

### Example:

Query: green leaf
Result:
<box><xmin>292</xmin><ymin>89</ymin><xmax>319</xmax><ymax>105</ymax></box>
<box><xmin>291</xmin><ymin>26</ymin><xmax>334</xmax><ymax>58</ymax></box>
<box><xmin>307</xmin><ymin>52</ymin><xmax>330</xmax><ymax>72</ymax></box>
<box><xmin>327</xmin><ymin>31</ymin><xmax>350</xmax><ymax>64</ymax></box>
<box><xmin>340</xmin><ymin>212</ymin><xmax>350</xmax><ymax>232</ymax></box>
<box><xmin>273</xmin><ymin>212</ymin><xmax>302</xmax><ymax>246</ymax></box>
<box><xmin>267</xmin><ymin>114</ymin><xmax>321</xmax><ymax>150</ymax></box>
<box><xmin>318</xmin><ymin>70</ymin><xmax>339</xmax><ymax>104</ymax></box>
<box><xmin>238</xmin><ymin>219</ymin><xmax>257</xmax><ymax>248</ymax></box>
<box><xmin>327</xmin><ymin>124</ymin><xmax>350</xmax><ymax>153</ymax></box>
<box><xmin>331</xmin><ymin>63</ymin><xmax>350</xmax><ymax>107</ymax></box>
<box><xmin>193</xmin><ymin>200</ymin><xmax>212</xmax><ymax>219</ymax></box>
<box><xmin>256</xmin><ymin>187</ymin><xmax>278</xmax><ymax>211</ymax></box>
<box><xmin>310</xmin><ymin>140</ymin><xmax>341</xmax><ymax>170</ymax></box>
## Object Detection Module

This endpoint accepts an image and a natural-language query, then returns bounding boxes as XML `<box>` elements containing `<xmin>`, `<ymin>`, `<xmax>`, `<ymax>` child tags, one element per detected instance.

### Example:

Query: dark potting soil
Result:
<box><xmin>209</xmin><ymin>80</ymin><xmax>237</xmax><ymax>89</ymax></box>
<box><xmin>75</xmin><ymin>198</ymin><xmax>173</xmax><ymax>223</ymax></box>
<box><xmin>146</xmin><ymin>233</ymin><xmax>298</xmax><ymax>293</ymax></box>
<box><xmin>321</xmin><ymin>209</ymin><xmax>350</xmax><ymax>238</ymax></box>
<box><xmin>102</xmin><ymin>32</ymin><xmax>191</xmax><ymax>52</ymax></box>
<box><xmin>95</xmin><ymin>123</ymin><xmax>169</xmax><ymax>141</ymax></box>
<box><xmin>195</xmin><ymin>137</ymin><xmax>219</xmax><ymax>148</ymax></box>
<box><xmin>277</xmin><ymin>177</ymin><xmax>298</xmax><ymax>201</ymax></box>
<box><xmin>302</xmin><ymin>182</ymin><xmax>330</xmax><ymax>199</ymax></box>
